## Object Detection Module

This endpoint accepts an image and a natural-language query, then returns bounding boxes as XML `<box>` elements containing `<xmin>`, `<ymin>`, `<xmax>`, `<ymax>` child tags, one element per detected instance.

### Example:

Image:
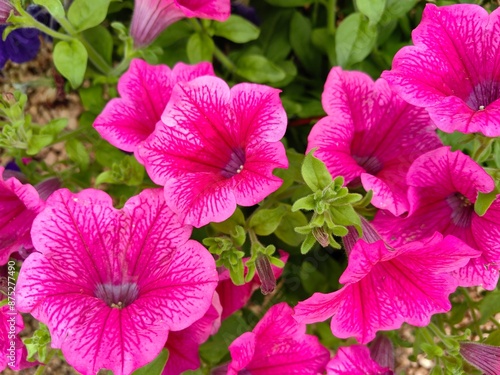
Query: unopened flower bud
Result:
<box><xmin>256</xmin><ymin>254</ymin><xmax>276</xmax><ymax>295</ymax></box>
<box><xmin>312</xmin><ymin>226</ymin><xmax>329</xmax><ymax>247</ymax></box>
<box><xmin>460</xmin><ymin>342</ymin><xmax>500</xmax><ymax>375</ymax></box>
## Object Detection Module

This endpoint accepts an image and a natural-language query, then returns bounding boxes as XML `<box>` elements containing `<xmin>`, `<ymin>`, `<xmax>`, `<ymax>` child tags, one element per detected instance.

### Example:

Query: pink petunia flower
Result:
<box><xmin>382</xmin><ymin>4</ymin><xmax>500</xmax><ymax>137</ymax></box>
<box><xmin>293</xmin><ymin>233</ymin><xmax>480</xmax><ymax>344</ymax></box>
<box><xmin>308</xmin><ymin>67</ymin><xmax>441</xmax><ymax>216</ymax></box>
<box><xmin>130</xmin><ymin>0</ymin><xmax>230</xmax><ymax>48</ymax></box>
<box><xmin>326</xmin><ymin>345</ymin><xmax>392</xmax><ymax>375</ymax></box>
<box><xmin>163</xmin><ymin>293</ymin><xmax>222</xmax><ymax>375</ymax></box>
<box><xmin>93</xmin><ymin>58</ymin><xmax>214</xmax><ymax>159</ymax></box>
<box><xmin>0</xmin><ymin>167</ymin><xmax>45</xmax><ymax>265</ymax></box>
<box><xmin>16</xmin><ymin>188</ymin><xmax>218</xmax><ymax>375</ymax></box>
<box><xmin>138</xmin><ymin>76</ymin><xmax>288</xmax><ymax>228</ymax></box>
<box><xmin>374</xmin><ymin>146</ymin><xmax>500</xmax><ymax>290</ymax></box>
<box><xmin>0</xmin><ymin>304</ymin><xmax>37</xmax><ymax>372</ymax></box>
<box><xmin>217</xmin><ymin>250</ymin><xmax>289</xmax><ymax>320</ymax></box>
<box><xmin>227</xmin><ymin>302</ymin><xmax>330</xmax><ymax>374</ymax></box>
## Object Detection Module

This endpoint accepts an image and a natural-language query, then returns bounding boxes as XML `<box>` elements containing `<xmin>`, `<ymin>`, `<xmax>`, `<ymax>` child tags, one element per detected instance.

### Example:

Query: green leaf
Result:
<box><xmin>478</xmin><ymin>290</ymin><xmax>500</xmax><ymax>324</ymax></box>
<box><xmin>265</xmin><ymin>0</ymin><xmax>311</xmax><ymax>6</ymax></box>
<box><xmin>40</xmin><ymin>118</ymin><xmax>68</xmax><ymax>136</ymax></box>
<box><xmin>289</xmin><ymin>11</ymin><xmax>322</xmax><ymax>76</ymax></box>
<box><xmin>485</xmin><ymin>330</ymin><xmax>500</xmax><ymax>346</ymax></box>
<box><xmin>67</xmin><ymin>0</ymin><xmax>111</xmax><ymax>32</ymax></box>
<box><xmin>249</xmin><ymin>205</ymin><xmax>287</xmax><ymax>236</ymax></box>
<box><xmin>65</xmin><ymin>138</ymin><xmax>89</xmax><ymax>171</ymax></box>
<box><xmin>335</xmin><ymin>12</ymin><xmax>377</xmax><ymax>68</ymax></box>
<box><xmin>211</xmin><ymin>207</ymin><xmax>245</xmax><ymax>234</ymax></box>
<box><xmin>33</xmin><ymin>0</ymin><xmax>65</xmax><ymax>20</ymax></box>
<box><xmin>53</xmin><ymin>39</ymin><xmax>88</xmax><ymax>88</ymax></box>
<box><xmin>213</xmin><ymin>15</ymin><xmax>260</xmax><ymax>43</ymax></box>
<box><xmin>301</xmin><ymin>150</ymin><xmax>333</xmax><ymax>191</ymax></box>
<box><xmin>26</xmin><ymin>134</ymin><xmax>53</xmax><ymax>155</ymax></box>
<box><xmin>356</xmin><ymin>0</ymin><xmax>387</xmax><ymax>25</ymax></box>
<box><xmin>200</xmin><ymin>314</ymin><xmax>249</xmax><ymax>364</ymax></box>
<box><xmin>95</xmin><ymin>156</ymin><xmax>144</xmax><ymax>186</ymax></box>
<box><xmin>187</xmin><ymin>32</ymin><xmax>214</xmax><ymax>63</ymax></box>
<box><xmin>236</xmin><ymin>54</ymin><xmax>286</xmax><ymax>83</ymax></box>
<box><xmin>381</xmin><ymin>0</ymin><xmax>418</xmax><ymax>24</ymax></box>
<box><xmin>275</xmin><ymin>209</ymin><xmax>308</xmax><ymax>246</ymax></box>
<box><xmin>79</xmin><ymin>84</ymin><xmax>105</xmax><ymax>114</ymax></box>
<box><xmin>132</xmin><ymin>349</ymin><xmax>168</xmax><ymax>375</ymax></box>
<box><xmin>259</xmin><ymin>10</ymin><xmax>293</xmax><ymax>61</ymax></box>
<box><xmin>474</xmin><ymin>188</ymin><xmax>499</xmax><ymax>216</ymax></box>
<box><xmin>82</xmin><ymin>26</ymin><xmax>113</xmax><ymax>64</ymax></box>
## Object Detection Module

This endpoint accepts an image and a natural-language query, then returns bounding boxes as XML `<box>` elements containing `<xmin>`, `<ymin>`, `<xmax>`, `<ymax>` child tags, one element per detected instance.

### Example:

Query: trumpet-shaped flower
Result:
<box><xmin>130</xmin><ymin>0</ymin><xmax>230</xmax><ymax>48</ymax></box>
<box><xmin>93</xmin><ymin>58</ymin><xmax>214</xmax><ymax>158</ymax></box>
<box><xmin>308</xmin><ymin>67</ymin><xmax>441</xmax><ymax>216</ymax></box>
<box><xmin>294</xmin><ymin>233</ymin><xmax>480</xmax><ymax>344</ymax></box>
<box><xmin>16</xmin><ymin>188</ymin><xmax>218</xmax><ymax>375</ymax></box>
<box><xmin>374</xmin><ymin>147</ymin><xmax>500</xmax><ymax>289</ymax></box>
<box><xmin>227</xmin><ymin>303</ymin><xmax>330</xmax><ymax>374</ymax></box>
<box><xmin>326</xmin><ymin>345</ymin><xmax>392</xmax><ymax>375</ymax></box>
<box><xmin>163</xmin><ymin>293</ymin><xmax>222</xmax><ymax>375</ymax></box>
<box><xmin>138</xmin><ymin>76</ymin><xmax>288</xmax><ymax>227</ymax></box>
<box><xmin>0</xmin><ymin>304</ymin><xmax>36</xmax><ymax>372</ymax></box>
<box><xmin>0</xmin><ymin>167</ymin><xmax>45</xmax><ymax>265</ymax></box>
<box><xmin>383</xmin><ymin>4</ymin><xmax>500</xmax><ymax>137</ymax></box>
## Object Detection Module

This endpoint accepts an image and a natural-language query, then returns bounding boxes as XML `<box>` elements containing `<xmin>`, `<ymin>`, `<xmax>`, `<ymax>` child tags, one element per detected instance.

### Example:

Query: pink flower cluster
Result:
<box><xmin>293</xmin><ymin>1</ymin><xmax>500</xmax><ymax>354</ymax></box>
<box><xmin>3</xmin><ymin>2</ymin><xmax>500</xmax><ymax>374</ymax></box>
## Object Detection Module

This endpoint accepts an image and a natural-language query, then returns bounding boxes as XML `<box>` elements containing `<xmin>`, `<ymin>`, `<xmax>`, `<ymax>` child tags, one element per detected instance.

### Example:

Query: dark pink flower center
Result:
<box><xmin>94</xmin><ymin>282</ymin><xmax>139</xmax><ymax>309</ymax></box>
<box><xmin>465</xmin><ymin>80</ymin><xmax>500</xmax><ymax>111</ymax></box>
<box><xmin>353</xmin><ymin>155</ymin><xmax>383</xmax><ymax>175</ymax></box>
<box><xmin>221</xmin><ymin>147</ymin><xmax>246</xmax><ymax>178</ymax></box>
<box><xmin>446</xmin><ymin>193</ymin><xmax>474</xmax><ymax>228</ymax></box>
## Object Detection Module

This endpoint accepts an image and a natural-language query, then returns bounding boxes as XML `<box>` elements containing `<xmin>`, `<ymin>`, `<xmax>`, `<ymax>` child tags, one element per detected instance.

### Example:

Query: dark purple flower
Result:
<box><xmin>0</xmin><ymin>25</ymin><xmax>40</xmax><ymax>69</ymax></box>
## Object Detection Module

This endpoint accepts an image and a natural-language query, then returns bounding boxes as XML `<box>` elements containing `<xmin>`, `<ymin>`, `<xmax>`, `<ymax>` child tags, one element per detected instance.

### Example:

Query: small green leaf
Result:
<box><xmin>289</xmin><ymin>11</ymin><xmax>322</xmax><ymax>75</ymax></box>
<box><xmin>300</xmin><ymin>232</ymin><xmax>317</xmax><ymax>254</ymax></box>
<box><xmin>211</xmin><ymin>207</ymin><xmax>245</xmax><ymax>234</ymax></box>
<box><xmin>82</xmin><ymin>26</ymin><xmax>113</xmax><ymax>64</ymax></box>
<box><xmin>302</xmin><ymin>150</ymin><xmax>333</xmax><ymax>192</ymax></box>
<box><xmin>213</xmin><ymin>15</ymin><xmax>260</xmax><ymax>43</ymax></box>
<box><xmin>187</xmin><ymin>32</ymin><xmax>214</xmax><ymax>63</ymax></box>
<box><xmin>40</xmin><ymin>118</ymin><xmax>68</xmax><ymax>136</ymax></box>
<box><xmin>474</xmin><ymin>188</ymin><xmax>499</xmax><ymax>216</ymax></box>
<box><xmin>292</xmin><ymin>195</ymin><xmax>316</xmax><ymax>212</ymax></box>
<box><xmin>67</xmin><ymin>0</ymin><xmax>111</xmax><ymax>32</ymax></box>
<box><xmin>53</xmin><ymin>39</ymin><xmax>88</xmax><ymax>88</ymax></box>
<box><xmin>335</xmin><ymin>12</ymin><xmax>377</xmax><ymax>68</ymax></box>
<box><xmin>26</xmin><ymin>134</ymin><xmax>53</xmax><ymax>155</ymax></box>
<box><xmin>236</xmin><ymin>54</ymin><xmax>286</xmax><ymax>83</ymax></box>
<box><xmin>381</xmin><ymin>0</ymin><xmax>418</xmax><ymax>24</ymax></box>
<box><xmin>33</xmin><ymin>0</ymin><xmax>65</xmax><ymax>20</ymax></box>
<box><xmin>132</xmin><ymin>349</ymin><xmax>168</xmax><ymax>375</ymax></box>
<box><xmin>249</xmin><ymin>205</ymin><xmax>287</xmax><ymax>236</ymax></box>
<box><xmin>65</xmin><ymin>138</ymin><xmax>89</xmax><ymax>170</ymax></box>
<box><xmin>356</xmin><ymin>0</ymin><xmax>387</xmax><ymax>25</ymax></box>
<box><xmin>478</xmin><ymin>290</ymin><xmax>500</xmax><ymax>324</ymax></box>
<box><xmin>275</xmin><ymin>209</ymin><xmax>308</xmax><ymax>246</ymax></box>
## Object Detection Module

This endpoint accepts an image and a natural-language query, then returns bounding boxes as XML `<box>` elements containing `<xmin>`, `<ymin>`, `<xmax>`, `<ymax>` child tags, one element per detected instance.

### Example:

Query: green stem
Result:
<box><xmin>472</xmin><ymin>135</ymin><xmax>494</xmax><ymax>161</ymax></box>
<box><xmin>490</xmin><ymin>317</ymin><xmax>500</xmax><ymax>329</ymax></box>
<box><xmin>56</xmin><ymin>18</ymin><xmax>112</xmax><ymax>75</ymax></box>
<box><xmin>15</xmin><ymin>8</ymin><xmax>72</xmax><ymax>41</ymax></box>
<box><xmin>327</xmin><ymin>0</ymin><xmax>337</xmax><ymax>34</ymax></box>
<box><xmin>428</xmin><ymin>322</ymin><xmax>454</xmax><ymax>350</ymax></box>
<box><xmin>460</xmin><ymin>287</ymin><xmax>483</xmax><ymax>340</ymax></box>
<box><xmin>49</xmin><ymin>127</ymin><xmax>87</xmax><ymax>146</ymax></box>
<box><xmin>213</xmin><ymin>46</ymin><xmax>237</xmax><ymax>73</ymax></box>
<box><xmin>34</xmin><ymin>350</ymin><xmax>57</xmax><ymax>375</ymax></box>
